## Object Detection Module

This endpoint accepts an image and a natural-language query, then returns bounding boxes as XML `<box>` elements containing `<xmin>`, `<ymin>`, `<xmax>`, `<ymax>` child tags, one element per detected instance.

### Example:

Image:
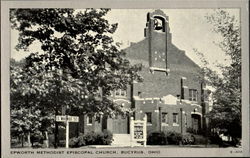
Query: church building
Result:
<box><xmin>72</xmin><ymin>10</ymin><xmax>210</xmax><ymax>137</ymax></box>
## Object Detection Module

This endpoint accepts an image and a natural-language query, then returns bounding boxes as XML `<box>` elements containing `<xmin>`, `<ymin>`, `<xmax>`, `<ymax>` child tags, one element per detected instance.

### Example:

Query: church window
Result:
<box><xmin>155</xmin><ymin>57</ymin><xmax>157</xmax><ymax>61</ymax></box>
<box><xmin>115</xmin><ymin>89</ymin><xmax>127</xmax><ymax>97</ymax></box>
<box><xmin>173</xmin><ymin>113</ymin><xmax>179</xmax><ymax>126</ymax></box>
<box><xmin>87</xmin><ymin>114</ymin><xmax>93</xmax><ymax>125</ymax></box>
<box><xmin>189</xmin><ymin>89</ymin><xmax>198</xmax><ymax>101</ymax></box>
<box><xmin>162</xmin><ymin>112</ymin><xmax>168</xmax><ymax>124</ymax></box>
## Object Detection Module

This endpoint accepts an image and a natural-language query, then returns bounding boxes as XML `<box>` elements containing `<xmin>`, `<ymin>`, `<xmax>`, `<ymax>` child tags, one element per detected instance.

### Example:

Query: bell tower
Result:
<box><xmin>144</xmin><ymin>10</ymin><xmax>171</xmax><ymax>75</ymax></box>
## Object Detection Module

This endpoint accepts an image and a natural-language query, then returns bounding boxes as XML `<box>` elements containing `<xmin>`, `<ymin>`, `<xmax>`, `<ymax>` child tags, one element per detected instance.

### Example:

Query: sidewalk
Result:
<box><xmin>84</xmin><ymin>144</ymin><xmax>220</xmax><ymax>149</ymax></box>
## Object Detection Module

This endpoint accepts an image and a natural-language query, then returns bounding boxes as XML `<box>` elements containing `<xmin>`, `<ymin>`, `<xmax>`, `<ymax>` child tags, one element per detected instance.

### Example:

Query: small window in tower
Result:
<box><xmin>146</xmin><ymin>112</ymin><xmax>152</xmax><ymax>124</ymax></box>
<box><xmin>155</xmin><ymin>51</ymin><xmax>157</xmax><ymax>54</ymax></box>
<box><xmin>138</xmin><ymin>91</ymin><xmax>142</xmax><ymax>97</ymax></box>
<box><xmin>155</xmin><ymin>57</ymin><xmax>157</xmax><ymax>61</ymax></box>
<box><xmin>163</xmin><ymin>58</ymin><xmax>165</xmax><ymax>61</ymax></box>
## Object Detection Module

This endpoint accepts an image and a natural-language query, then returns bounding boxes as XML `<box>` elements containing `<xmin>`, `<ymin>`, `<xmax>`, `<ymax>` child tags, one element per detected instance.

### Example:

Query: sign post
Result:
<box><xmin>130</xmin><ymin>114</ymin><xmax>147</xmax><ymax>147</ymax></box>
<box><xmin>56</xmin><ymin>115</ymin><xmax>79</xmax><ymax>148</ymax></box>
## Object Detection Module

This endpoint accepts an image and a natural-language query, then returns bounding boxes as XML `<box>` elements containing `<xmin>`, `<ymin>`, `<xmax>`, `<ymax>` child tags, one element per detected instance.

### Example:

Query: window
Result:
<box><xmin>162</xmin><ymin>113</ymin><xmax>168</xmax><ymax>125</ymax></box>
<box><xmin>173</xmin><ymin>113</ymin><xmax>179</xmax><ymax>126</ymax></box>
<box><xmin>114</xmin><ymin>89</ymin><xmax>127</xmax><ymax>97</ymax></box>
<box><xmin>146</xmin><ymin>112</ymin><xmax>152</xmax><ymax>124</ymax></box>
<box><xmin>189</xmin><ymin>89</ymin><xmax>198</xmax><ymax>101</ymax></box>
<box><xmin>86</xmin><ymin>115</ymin><xmax>93</xmax><ymax>125</ymax></box>
<box><xmin>184</xmin><ymin>114</ymin><xmax>187</xmax><ymax>126</ymax></box>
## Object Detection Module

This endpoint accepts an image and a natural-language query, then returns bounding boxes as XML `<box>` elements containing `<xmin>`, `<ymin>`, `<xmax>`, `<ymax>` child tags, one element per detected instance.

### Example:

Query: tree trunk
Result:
<box><xmin>54</xmin><ymin>111</ymin><xmax>59</xmax><ymax>148</ymax></box>
<box><xmin>21</xmin><ymin>135</ymin><xmax>24</xmax><ymax>147</ymax></box>
<box><xmin>43</xmin><ymin>131</ymin><xmax>49</xmax><ymax>148</ymax></box>
<box><xmin>27</xmin><ymin>132</ymin><xmax>31</xmax><ymax>147</ymax></box>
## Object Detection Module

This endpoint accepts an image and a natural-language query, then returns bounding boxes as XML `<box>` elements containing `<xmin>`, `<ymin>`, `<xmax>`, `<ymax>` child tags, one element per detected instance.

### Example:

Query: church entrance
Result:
<box><xmin>112</xmin><ymin>115</ymin><xmax>129</xmax><ymax>134</ymax></box>
<box><xmin>191</xmin><ymin>114</ymin><xmax>201</xmax><ymax>133</ymax></box>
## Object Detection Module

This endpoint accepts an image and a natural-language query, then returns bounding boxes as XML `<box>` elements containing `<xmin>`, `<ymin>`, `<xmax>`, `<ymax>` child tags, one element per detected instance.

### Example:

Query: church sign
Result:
<box><xmin>130</xmin><ymin>115</ymin><xmax>147</xmax><ymax>147</ymax></box>
<box><xmin>134</xmin><ymin>122</ymin><xmax>144</xmax><ymax>139</ymax></box>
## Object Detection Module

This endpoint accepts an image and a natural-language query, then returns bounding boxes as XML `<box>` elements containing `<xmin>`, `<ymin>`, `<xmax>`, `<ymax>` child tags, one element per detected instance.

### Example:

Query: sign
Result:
<box><xmin>134</xmin><ymin>122</ymin><xmax>144</xmax><ymax>139</ymax></box>
<box><xmin>130</xmin><ymin>115</ymin><xmax>147</xmax><ymax>147</ymax></box>
<box><xmin>56</xmin><ymin>115</ymin><xmax>79</xmax><ymax>148</ymax></box>
<box><xmin>56</xmin><ymin>115</ymin><xmax>79</xmax><ymax>122</ymax></box>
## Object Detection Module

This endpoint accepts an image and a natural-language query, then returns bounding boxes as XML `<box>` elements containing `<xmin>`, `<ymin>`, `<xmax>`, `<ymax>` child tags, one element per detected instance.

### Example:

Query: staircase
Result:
<box><xmin>112</xmin><ymin>134</ymin><xmax>142</xmax><ymax>147</ymax></box>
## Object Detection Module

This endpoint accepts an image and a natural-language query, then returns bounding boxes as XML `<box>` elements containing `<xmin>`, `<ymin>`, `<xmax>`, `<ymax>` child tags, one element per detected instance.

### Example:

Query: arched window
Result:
<box><xmin>153</xmin><ymin>16</ymin><xmax>166</xmax><ymax>32</ymax></box>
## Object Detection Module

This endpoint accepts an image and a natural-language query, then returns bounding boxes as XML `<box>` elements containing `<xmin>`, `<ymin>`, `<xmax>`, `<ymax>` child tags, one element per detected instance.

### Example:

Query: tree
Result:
<box><xmin>10</xmin><ymin>59</ymin><xmax>54</xmax><ymax>147</ymax></box>
<box><xmin>197</xmin><ymin>10</ymin><xmax>241</xmax><ymax>145</ymax></box>
<box><xmin>10</xmin><ymin>9</ymin><xmax>142</xmax><ymax>148</ymax></box>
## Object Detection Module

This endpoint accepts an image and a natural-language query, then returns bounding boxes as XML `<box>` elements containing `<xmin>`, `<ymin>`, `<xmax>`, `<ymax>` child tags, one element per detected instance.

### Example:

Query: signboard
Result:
<box><xmin>134</xmin><ymin>122</ymin><xmax>144</xmax><ymax>139</ymax></box>
<box><xmin>130</xmin><ymin>115</ymin><xmax>147</xmax><ymax>147</ymax></box>
<box><xmin>56</xmin><ymin>115</ymin><xmax>79</xmax><ymax>148</ymax></box>
<box><xmin>56</xmin><ymin>115</ymin><xmax>79</xmax><ymax>122</ymax></box>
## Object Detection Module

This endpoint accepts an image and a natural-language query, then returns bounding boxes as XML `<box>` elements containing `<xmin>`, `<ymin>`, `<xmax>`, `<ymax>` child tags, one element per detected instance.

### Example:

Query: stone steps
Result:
<box><xmin>112</xmin><ymin>134</ymin><xmax>142</xmax><ymax>147</ymax></box>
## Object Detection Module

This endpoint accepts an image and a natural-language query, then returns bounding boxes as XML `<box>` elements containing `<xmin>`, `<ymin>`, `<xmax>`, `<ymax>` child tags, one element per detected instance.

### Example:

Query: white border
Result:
<box><xmin>1</xmin><ymin>0</ymin><xmax>249</xmax><ymax>157</ymax></box>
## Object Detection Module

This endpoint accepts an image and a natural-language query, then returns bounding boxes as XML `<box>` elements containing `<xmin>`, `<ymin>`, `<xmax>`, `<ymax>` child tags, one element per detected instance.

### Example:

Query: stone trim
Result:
<box><xmin>149</xmin><ymin>67</ymin><xmax>170</xmax><ymax>72</ymax></box>
<box><xmin>191</xmin><ymin>111</ymin><xmax>202</xmax><ymax>116</ymax></box>
<box><xmin>113</xmin><ymin>99</ymin><xmax>131</xmax><ymax>103</ymax></box>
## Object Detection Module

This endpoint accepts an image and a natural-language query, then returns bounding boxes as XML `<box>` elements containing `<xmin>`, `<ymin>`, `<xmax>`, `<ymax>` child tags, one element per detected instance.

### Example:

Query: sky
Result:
<box><xmin>11</xmin><ymin>9</ymin><xmax>240</xmax><ymax>71</ymax></box>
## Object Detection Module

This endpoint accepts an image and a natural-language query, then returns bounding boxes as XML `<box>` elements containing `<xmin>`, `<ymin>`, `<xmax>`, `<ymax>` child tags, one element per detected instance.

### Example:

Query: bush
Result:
<box><xmin>166</xmin><ymin>131</ymin><xmax>182</xmax><ymax>145</ymax></box>
<box><xmin>69</xmin><ymin>133</ymin><xmax>86</xmax><ymax>148</ymax></box>
<box><xmin>182</xmin><ymin>134</ymin><xmax>195</xmax><ymax>145</ymax></box>
<box><xmin>147</xmin><ymin>132</ymin><xmax>167</xmax><ymax>145</ymax></box>
<box><xmin>69</xmin><ymin>130</ymin><xmax>113</xmax><ymax>148</ymax></box>
<box><xmin>147</xmin><ymin>131</ymin><xmax>183</xmax><ymax>145</ymax></box>
<box><xmin>84</xmin><ymin>132</ymin><xmax>98</xmax><ymax>145</ymax></box>
<box><xmin>192</xmin><ymin>135</ymin><xmax>208</xmax><ymax>145</ymax></box>
<box><xmin>99</xmin><ymin>130</ymin><xmax>113</xmax><ymax>145</ymax></box>
<box><xmin>209</xmin><ymin>133</ymin><xmax>223</xmax><ymax>146</ymax></box>
<box><xmin>30</xmin><ymin>131</ymin><xmax>44</xmax><ymax>148</ymax></box>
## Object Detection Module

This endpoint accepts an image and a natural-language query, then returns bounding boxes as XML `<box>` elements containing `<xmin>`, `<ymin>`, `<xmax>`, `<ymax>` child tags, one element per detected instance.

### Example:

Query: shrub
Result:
<box><xmin>30</xmin><ymin>131</ymin><xmax>44</xmax><ymax>148</ymax></box>
<box><xmin>147</xmin><ymin>132</ymin><xmax>167</xmax><ymax>145</ymax></box>
<box><xmin>209</xmin><ymin>133</ymin><xmax>223</xmax><ymax>146</ymax></box>
<box><xmin>69</xmin><ymin>130</ymin><xmax>113</xmax><ymax>148</ymax></box>
<box><xmin>69</xmin><ymin>133</ymin><xmax>86</xmax><ymax>148</ymax></box>
<box><xmin>166</xmin><ymin>131</ymin><xmax>182</xmax><ymax>145</ymax></box>
<box><xmin>99</xmin><ymin>130</ymin><xmax>113</xmax><ymax>145</ymax></box>
<box><xmin>182</xmin><ymin>134</ymin><xmax>195</xmax><ymax>145</ymax></box>
<box><xmin>84</xmin><ymin>132</ymin><xmax>98</xmax><ymax>145</ymax></box>
<box><xmin>192</xmin><ymin>135</ymin><xmax>208</xmax><ymax>145</ymax></box>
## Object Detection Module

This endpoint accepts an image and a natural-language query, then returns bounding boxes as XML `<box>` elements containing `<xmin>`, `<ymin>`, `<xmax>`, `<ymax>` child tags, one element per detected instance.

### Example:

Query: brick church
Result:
<box><xmin>73</xmin><ymin>10</ymin><xmax>210</xmax><ymax>137</ymax></box>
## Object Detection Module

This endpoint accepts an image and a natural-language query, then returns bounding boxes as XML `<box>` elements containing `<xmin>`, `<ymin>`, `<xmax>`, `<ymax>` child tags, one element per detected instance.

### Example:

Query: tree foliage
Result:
<box><xmin>10</xmin><ymin>8</ymin><xmax>142</xmax><ymax>116</ymax></box>
<box><xmin>198</xmin><ymin>10</ymin><xmax>241</xmax><ymax>141</ymax></box>
<box><xmin>10</xmin><ymin>8</ymin><xmax>142</xmax><ymax>147</ymax></box>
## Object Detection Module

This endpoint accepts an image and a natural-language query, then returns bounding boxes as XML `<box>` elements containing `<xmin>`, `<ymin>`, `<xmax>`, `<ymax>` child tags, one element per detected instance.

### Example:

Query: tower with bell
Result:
<box><xmin>144</xmin><ymin>10</ymin><xmax>171</xmax><ymax>75</ymax></box>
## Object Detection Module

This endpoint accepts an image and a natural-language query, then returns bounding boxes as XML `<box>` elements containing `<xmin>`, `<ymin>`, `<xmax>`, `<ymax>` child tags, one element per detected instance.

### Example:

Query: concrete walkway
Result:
<box><xmin>83</xmin><ymin>144</ymin><xmax>220</xmax><ymax>148</ymax></box>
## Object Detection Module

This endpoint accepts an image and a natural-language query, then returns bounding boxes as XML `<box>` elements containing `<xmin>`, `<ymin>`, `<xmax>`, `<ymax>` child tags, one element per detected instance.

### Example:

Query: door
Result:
<box><xmin>112</xmin><ymin>115</ymin><xmax>128</xmax><ymax>134</ymax></box>
<box><xmin>191</xmin><ymin>114</ymin><xmax>201</xmax><ymax>132</ymax></box>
